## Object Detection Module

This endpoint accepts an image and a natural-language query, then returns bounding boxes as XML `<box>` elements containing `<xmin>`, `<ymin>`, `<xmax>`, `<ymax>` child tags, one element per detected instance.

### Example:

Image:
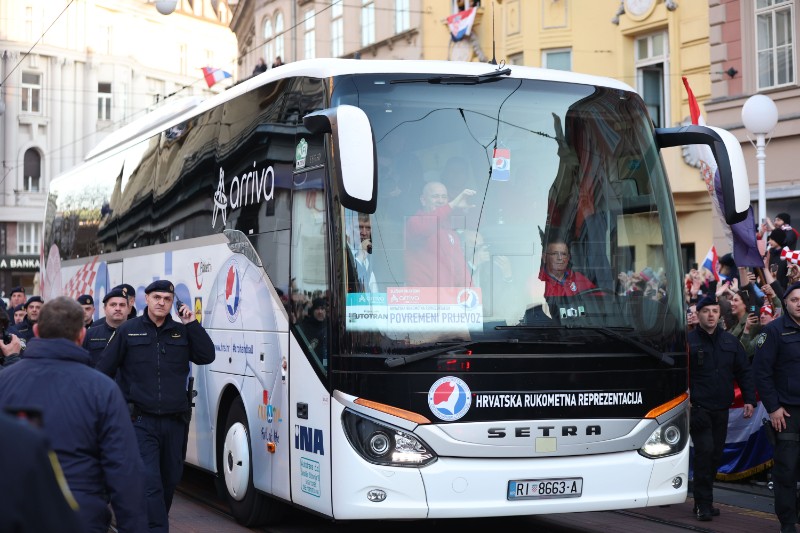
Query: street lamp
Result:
<box><xmin>741</xmin><ymin>94</ymin><xmax>778</xmax><ymax>233</ymax></box>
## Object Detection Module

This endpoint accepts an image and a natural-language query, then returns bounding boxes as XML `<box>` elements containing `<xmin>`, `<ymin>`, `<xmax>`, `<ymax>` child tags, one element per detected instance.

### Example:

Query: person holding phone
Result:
<box><xmin>96</xmin><ymin>280</ymin><xmax>215</xmax><ymax>533</ymax></box>
<box><xmin>726</xmin><ymin>289</ymin><xmax>761</xmax><ymax>358</ymax></box>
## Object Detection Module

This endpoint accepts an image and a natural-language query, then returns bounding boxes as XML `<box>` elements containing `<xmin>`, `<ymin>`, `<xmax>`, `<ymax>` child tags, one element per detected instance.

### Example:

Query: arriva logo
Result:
<box><xmin>212</xmin><ymin>163</ymin><xmax>275</xmax><ymax>228</ymax></box>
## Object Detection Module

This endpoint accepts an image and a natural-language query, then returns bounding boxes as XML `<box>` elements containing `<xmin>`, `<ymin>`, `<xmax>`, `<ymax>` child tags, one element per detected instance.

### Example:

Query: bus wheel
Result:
<box><xmin>221</xmin><ymin>397</ymin><xmax>284</xmax><ymax>526</ymax></box>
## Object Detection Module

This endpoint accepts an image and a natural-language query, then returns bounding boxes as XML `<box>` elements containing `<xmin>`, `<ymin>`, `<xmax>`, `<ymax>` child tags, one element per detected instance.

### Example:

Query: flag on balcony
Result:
<box><xmin>201</xmin><ymin>67</ymin><xmax>232</xmax><ymax>88</ymax></box>
<box><xmin>682</xmin><ymin>77</ymin><xmax>763</xmax><ymax>268</ymax></box>
<box><xmin>446</xmin><ymin>7</ymin><xmax>477</xmax><ymax>42</ymax></box>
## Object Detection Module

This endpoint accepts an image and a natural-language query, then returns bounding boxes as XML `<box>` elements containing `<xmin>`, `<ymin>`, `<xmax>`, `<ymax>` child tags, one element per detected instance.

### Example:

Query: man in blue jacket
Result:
<box><xmin>83</xmin><ymin>286</ymin><xmax>130</xmax><ymax>366</ymax></box>
<box><xmin>97</xmin><ymin>279</ymin><xmax>215</xmax><ymax>533</ymax></box>
<box><xmin>0</xmin><ymin>296</ymin><xmax>146</xmax><ymax>533</ymax></box>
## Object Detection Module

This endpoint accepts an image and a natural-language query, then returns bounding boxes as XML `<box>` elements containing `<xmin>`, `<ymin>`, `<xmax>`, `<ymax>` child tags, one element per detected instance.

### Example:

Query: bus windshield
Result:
<box><xmin>334</xmin><ymin>74</ymin><xmax>683</xmax><ymax>357</ymax></box>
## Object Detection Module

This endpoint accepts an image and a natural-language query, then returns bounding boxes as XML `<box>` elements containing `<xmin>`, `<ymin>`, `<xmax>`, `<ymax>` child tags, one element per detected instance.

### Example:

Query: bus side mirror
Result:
<box><xmin>654</xmin><ymin>125</ymin><xmax>749</xmax><ymax>225</ymax></box>
<box><xmin>304</xmin><ymin>105</ymin><xmax>377</xmax><ymax>214</ymax></box>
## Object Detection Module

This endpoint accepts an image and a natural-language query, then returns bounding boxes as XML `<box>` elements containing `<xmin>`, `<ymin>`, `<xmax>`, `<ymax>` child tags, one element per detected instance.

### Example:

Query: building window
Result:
<box><xmin>147</xmin><ymin>77</ymin><xmax>165</xmax><ymax>105</ymax></box>
<box><xmin>179</xmin><ymin>44</ymin><xmax>188</xmax><ymax>75</ymax></box>
<box><xmin>508</xmin><ymin>52</ymin><xmax>524</xmax><ymax>65</ymax></box>
<box><xmin>17</xmin><ymin>223</ymin><xmax>40</xmax><ymax>255</ymax></box>
<box><xmin>543</xmin><ymin>48</ymin><xmax>572</xmax><ymax>71</ymax></box>
<box><xmin>396</xmin><ymin>0</ymin><xmax>410</xmax><ymax>33</ymax></box>
<box><xmin>275</xmin><ymin>12</ymin><xmax>285</xmax><ymax>63</ymax></box>
<box><xmin>264</xmin><ymin>17</ymin><xmax>274</xmax><ymax>65</ymax></box>
<box><xmin>98</xmin><ymin>82</ymin><xmax>112</xmax><ymax>121</ymax></box>
<box><xmin>23</xmin><ymin>149</ymin><xmax>41</xmax><ymax>193</ymax></box>
<box><xmin>756</xmin><ymin>0</ymin><xmax>795</xmax><ymax>89</ymax></box>
<box><xmin>21</xmin><ymin>72</ymin><xmax>41</xmax><ymax>114</ymax></box>
<box><xmin>362</xmin><ymin>0</ymin><xmax>375</xmax><ymax>47</ymax></box>
<box><xmin>635</xmin><ymin>32</ymin><xmax>668</xmax><ymax>128</ymax></box>
<box><xmin>304</xmin><ymin>9</ymin><xmax>316</xmax><ymax>60</ymax></box>
<box><xmin>332</xmin><ymin>1</ymin><xmax>344</xmax><ymax>57</ymax></box>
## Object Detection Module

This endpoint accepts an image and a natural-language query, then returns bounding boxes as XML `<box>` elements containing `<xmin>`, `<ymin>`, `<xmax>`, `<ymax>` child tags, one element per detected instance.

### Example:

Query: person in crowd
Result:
<box><xmin>83</xmin><ymin>286</ymin><xmax>130</xmax><ymax>367</ymax></box>
<box><xmin>765</xmin><ymin>212</ymin><xmax>799</xmax><ymax>250</ymax></box>
<box><xmin>766</xmin><ymin>227</ymin><xmax>790</xmax><ymax>289</ymax></box>
<box><xmin>271</xmin><ymin>55</ymin><xmax>284</xmax><ymax>68</ymax></box>
<box><xmin>760</xmin><ymin>303</ymin><xmax>777</xmax><ymax>326</ymax></box>
<box><xmin>536</xmin><ymin>237</ymin><xmax>595</xmax><ymax>297</ymax></box>
<box><xmin>77</xmin><ymin>294</ymin><xmax>95</xmax><ymax>328</ymax></box>
<box><xmin>0</xmin><ymin>412</ymin><xmax>84</xmax><ymax>533</ymax></box>
<box><xmin>8</xmin><ymin>286</ymin><xmax>26</xmax><ymax>309</ymax></box>
<box><xmin>753</xmin><ymin>281</ymin><xmax>800</xmax><ymax>533</ymax></box>
<box><xmin>253</xmin><ymin>57</ymin><xmax>267</xmax><ymax>75</ymax></box>
<box><xmin>405</xmin><ymin>181</ymin><xmax>475</xmax><ymax>287</ymax></box>
<box><xmin>686</xmin><ymin>302</ymin><xmax>699</xmax><ymax>332</ymax></box>
<box><xmin>97</xmin><ymin>280</ymin><xmax>215</xmax><ymax>533</ymax></box>
<box><xmin>299</xmin><ymin>297</ymin><xmax>328</xmax><ymax>363</ymax></box>
<box><xmin>9</xmin><ymin>295</ymin><xmax>43</xmax><ymax>343</ymax></box>
<box><xmin>0</xmin><ymin>308</ymin><xmax>22</xmax><ymax>371</ymax></box>
<box><xmin>100</xmin><ymin>283</ymin><xmax>138</xmax><ymax>322</ymax></box>
<box><xmin>725</xmin><ymin>289</ymin><xmax>760</xmax><ymax>357</ymax></box>
<box><xmin>0</xmin><ymin>297</ymin><xmax>146</xmax><ymax>533</ymax></box>
<box><xmin>689</xmin><ymin>295</ymin><xmax>756</xmax><ymax>522</ymax></box>
<box><xmin>12</xmin><ymin>303</ymin><xmax>26</xmax><ymax>325</ymax></box>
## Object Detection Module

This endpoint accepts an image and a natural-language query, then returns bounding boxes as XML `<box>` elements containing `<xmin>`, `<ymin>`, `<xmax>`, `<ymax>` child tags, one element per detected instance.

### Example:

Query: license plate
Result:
<box><xmin>507</xmin><ymin>477</ymin><xmax>583</xmax><ymax>500</ymax></box>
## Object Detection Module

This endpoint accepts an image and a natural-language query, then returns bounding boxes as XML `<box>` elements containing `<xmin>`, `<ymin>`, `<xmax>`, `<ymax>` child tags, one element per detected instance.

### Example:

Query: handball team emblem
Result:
<box><xmin>224</xmin><ymin>260</ymin><xmax>241</xmax><ymax>322</ymax></box>
<box><xmin>428</xmin><ymin>376</ymin><xmax>471</xmax><ymax>421</ymax></box>
<box><xmin>456</xmin><ymin>288</ymin><xmax>480</xmax><ymax>309</ymax></box>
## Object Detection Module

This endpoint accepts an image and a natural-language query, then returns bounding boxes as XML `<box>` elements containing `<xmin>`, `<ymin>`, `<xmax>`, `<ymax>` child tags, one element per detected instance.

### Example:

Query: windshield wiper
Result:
<box><xmin>384</xmin><ymin>341</ymin><xmax>472</xmax><ymax>368</ymax></box>
<box><xmin>569</xmin><ymin>325</ymin><xmax>674</xmax><ymax>366</ymax></box>
<box><xmin>498</xmin><ymin>325</ymin><xmax>674</xmax><ymax>366</ymax></box>
<box><xmin>390</xmin><ymin>67</ymin><xmax>512</xmax><ymax>85</ymax></box>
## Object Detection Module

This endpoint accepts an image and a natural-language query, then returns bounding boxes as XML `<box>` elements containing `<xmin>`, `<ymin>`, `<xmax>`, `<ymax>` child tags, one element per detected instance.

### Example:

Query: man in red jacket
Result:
<box><xmin>538</xmin><ymin>237</ymin><xmax>595</xmax><ymax>297</ymax></box>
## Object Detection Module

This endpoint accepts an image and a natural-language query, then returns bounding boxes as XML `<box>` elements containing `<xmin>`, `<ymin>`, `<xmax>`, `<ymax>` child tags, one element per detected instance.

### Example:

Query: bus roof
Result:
<box><xmin>81</xmin><ymin>59</ymin><xmax>634</xmax><ymax>164</ymax></box>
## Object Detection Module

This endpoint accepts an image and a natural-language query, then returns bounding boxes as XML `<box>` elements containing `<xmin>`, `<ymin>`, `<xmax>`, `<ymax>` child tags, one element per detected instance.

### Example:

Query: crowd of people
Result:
<box><xmin>0</xmin><ymin>281</ymin><xmax>215</xmax><ymax>532</ymax></box>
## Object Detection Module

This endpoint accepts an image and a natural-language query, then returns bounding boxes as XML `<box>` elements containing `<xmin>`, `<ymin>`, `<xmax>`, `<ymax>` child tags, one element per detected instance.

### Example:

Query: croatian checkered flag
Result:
<box><xmin>63</xmin><ymin>256</ymin><xmax>99</xmax><ymax>299</ymax></box>
<box><xmin>780</xmin><ymin>247</ymin><xmax>800</xmax><ymax>265</ymax></box>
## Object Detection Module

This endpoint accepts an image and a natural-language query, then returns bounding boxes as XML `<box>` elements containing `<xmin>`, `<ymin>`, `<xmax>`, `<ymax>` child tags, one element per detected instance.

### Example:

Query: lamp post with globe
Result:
<box><xmin>741</xmin><ymin>94</ymin><xmax>779</xmax><ymax>235</ymax></box>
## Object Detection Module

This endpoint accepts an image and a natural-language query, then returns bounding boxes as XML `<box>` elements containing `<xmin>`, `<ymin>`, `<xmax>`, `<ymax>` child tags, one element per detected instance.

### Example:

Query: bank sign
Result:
<box><xmin>0</xmin><ymin>255</ymin><xmax>40</xmax><ymax>271</ymax></box>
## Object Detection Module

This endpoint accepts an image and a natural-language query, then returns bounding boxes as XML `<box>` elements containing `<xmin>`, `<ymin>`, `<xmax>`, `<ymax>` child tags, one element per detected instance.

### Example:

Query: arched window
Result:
<box><xmin>275</xmin><ymin>12</ymin><xmax>285</xmax><ymax>64</ymax></box>
<box><xmin>23</xmin><ymin>148</ymin><xmax>41</xmax><ymax>192</ymax></box>
<box><xmin>264</xmin><ymin>18</ymin><xmax>274</xmax><ymax>65</ymax></box>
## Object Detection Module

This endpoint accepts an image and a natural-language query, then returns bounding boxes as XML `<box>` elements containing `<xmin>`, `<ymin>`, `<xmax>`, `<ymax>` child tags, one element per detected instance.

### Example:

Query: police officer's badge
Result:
<box><xmin>756</xmin><ymin>332</ymin><xmax>767</xmax><ymax>348</ymax></box>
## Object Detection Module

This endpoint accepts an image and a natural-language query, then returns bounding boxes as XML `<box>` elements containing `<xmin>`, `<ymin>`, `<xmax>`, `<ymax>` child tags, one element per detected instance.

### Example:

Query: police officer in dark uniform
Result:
<box><xmin>689</xmin><ymin>295</ymin><xmax>755</xmax><ymax>522</ymax></box>
<box><xmin>77</xmin><ymin>294</ymin><xmax>95</xmax><ymax>328</ymax></box>
<box><xmin>83</xmin><ymin>286</ymin><xmax>130</xmax><ymax>366</ymax></box>
<box><xmin>97</xmin><ymin>279</ymin><xmax>215</xmax><ymax>533</ymax></box>
<box><xmin>753</xmin><ymin>281</ymin><xmax>800</xmax><ymax>533</ymax></box>
<box><xmin>9</xmin><ymin>295</ymin><xmax>43</xmax><ymax>344</ymax></box>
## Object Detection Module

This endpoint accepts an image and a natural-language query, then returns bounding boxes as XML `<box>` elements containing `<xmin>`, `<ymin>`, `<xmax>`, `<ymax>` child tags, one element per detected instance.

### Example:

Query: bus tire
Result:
<box><xmin>220</xmin><ymin>397</ymin><xmax>284</xmax><ymax>526</ymax></box>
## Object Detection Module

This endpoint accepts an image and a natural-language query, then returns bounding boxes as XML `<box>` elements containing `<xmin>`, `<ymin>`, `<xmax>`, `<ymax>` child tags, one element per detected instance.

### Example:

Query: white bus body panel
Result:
<box><xmin>289</xmin><ymin>335</ymin><xmax>333</xmax><ymax>516</ymax></box>
<box><xmin>328</xmin><ymin>395</ymin><xmax>687</xmax><ymax>519</ymax></box>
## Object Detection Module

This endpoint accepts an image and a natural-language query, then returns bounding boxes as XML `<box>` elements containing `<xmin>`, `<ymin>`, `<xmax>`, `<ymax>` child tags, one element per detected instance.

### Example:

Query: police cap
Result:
<box><xmin>145</xmin><ymin>280</ymin><xmax>174</xmax><ymax>295</ymax></box>
<box><xmin>25</xmin><ymin>296</ymin><xmax>43</xmax><ymax>308</ymax></box>
<box><xmin>784</xmin><ymin>281</ymin><xmax>800</xmax><ymax>300</ymax></box>
<box><xmin>12</xmin><ymin>304</ymin><xmax>25</xmax><ymax>314</ymax></box>
<box><xmin>696</xmin><ymin>295</ymin><xmax>719</xmax><ymax>312</ymax></box>
<box><xmin>103</xmin><ymin>287</ymin><xmax>128</xmax><ymax>303</ymax></box>
<box><xmin>114</xmin><ymin>284</ymin><xmax>136</xmax><ymax>297</ymax></box>
<box><xmin>77</xmin><ymin>294</ymin><xmax>94</xmax><ymax>306</ymax></box>
<box><xmin>9</xmin><ymin>286</ymin><xmax>25</xmax><ymax>297</ymax></box>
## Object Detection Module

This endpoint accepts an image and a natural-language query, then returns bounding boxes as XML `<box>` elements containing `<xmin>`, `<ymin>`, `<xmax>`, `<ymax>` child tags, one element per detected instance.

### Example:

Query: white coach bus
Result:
<box><xmin>40</xmin><ymin>59</ymin><xmax>750</xmax><ymax>526</ymax></box>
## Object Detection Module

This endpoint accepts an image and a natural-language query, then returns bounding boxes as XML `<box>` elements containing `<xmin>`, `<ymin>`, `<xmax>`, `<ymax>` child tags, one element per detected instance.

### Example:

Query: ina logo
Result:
<box><xmin>212</xmin><ymin>168</ymin><xmax>228</xmax><ymax>228</ymax></box>
<box><xmin>456</xmin><ymin>288</ymin><xmax>480</xmax><ymax>309</ymax></box>
<box><xmin>294</xmin><ymin>425</ymin><xmax>324</xmax><ymax>455</ymax></box>
<box><xmin>428</xmin><ymin>376</ymin><xmax>471</xmax><ymax>421</ymax></box>
<box><xmin>224</xmin><ymin>260</ymin><xmax>241</xmax><ymax>322</ymax></box>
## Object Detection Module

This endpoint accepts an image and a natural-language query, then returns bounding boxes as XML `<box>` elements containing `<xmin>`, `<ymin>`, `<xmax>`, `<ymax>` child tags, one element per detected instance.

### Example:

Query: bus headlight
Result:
<box><xmin>639</xmin><ymin>411</ymin><xmax>688</xmax><ymax>459</ymax></box>
<box><xmin>342</xmin><ymin>409</ymin><xmax>437</xmax><ymax>467</ymax></box>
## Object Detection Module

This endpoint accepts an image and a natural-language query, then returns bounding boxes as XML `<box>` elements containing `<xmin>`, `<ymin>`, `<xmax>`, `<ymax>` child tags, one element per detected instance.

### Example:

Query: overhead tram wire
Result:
<box><xmin>0</xmin><ymin>0</ymin><xmax>76</xmax><ymax>89</ymax></box>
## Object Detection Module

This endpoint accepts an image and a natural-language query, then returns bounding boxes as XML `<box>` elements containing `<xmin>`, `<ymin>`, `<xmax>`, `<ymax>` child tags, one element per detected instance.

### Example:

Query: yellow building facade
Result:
<box><xmin>423</xmin><ymin>0</ymin><xmax>718</xmax><ymax>271</ymax></box>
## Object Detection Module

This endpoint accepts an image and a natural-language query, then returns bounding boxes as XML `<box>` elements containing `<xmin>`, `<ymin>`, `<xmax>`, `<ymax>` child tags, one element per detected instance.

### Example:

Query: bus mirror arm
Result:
<box><xmin>655</xmin><ymin>125</ymin><xmax>749</xmax><ymax>226</ymax></box>
<box><xmin>304</xmin><ymin>106</ymin><xmax>378</xmax><ymax>214</ymax></box>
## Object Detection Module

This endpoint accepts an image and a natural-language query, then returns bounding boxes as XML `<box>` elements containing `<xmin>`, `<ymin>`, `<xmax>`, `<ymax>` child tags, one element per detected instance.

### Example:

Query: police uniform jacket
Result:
<box><xmin>8</xmin><ymin>316</ymin><xmax>34</xmax><ymax>343</ymax></box>
<box><xmin>83</xmin><ymin>320</ymin><xmax>117</xmax><ymax>367</ymax></box>
<box><xmin>0</xmin><ymin>337</ymin><xmax>146</xmax><ymax>533</ymax></box>
<box><xmin>96</xmin><ymin>308</ymin><xmax>215</xmax><ymax>415</ymax></box>
<box><xmin>689</xmin><ymin>326</ymin><xmax>756</xmax><ymax>410</ymax></box>
<box><xmin>753</xmin><ymin>313</ymin><xmax>800</xmax><ymax>413</ymax></box>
